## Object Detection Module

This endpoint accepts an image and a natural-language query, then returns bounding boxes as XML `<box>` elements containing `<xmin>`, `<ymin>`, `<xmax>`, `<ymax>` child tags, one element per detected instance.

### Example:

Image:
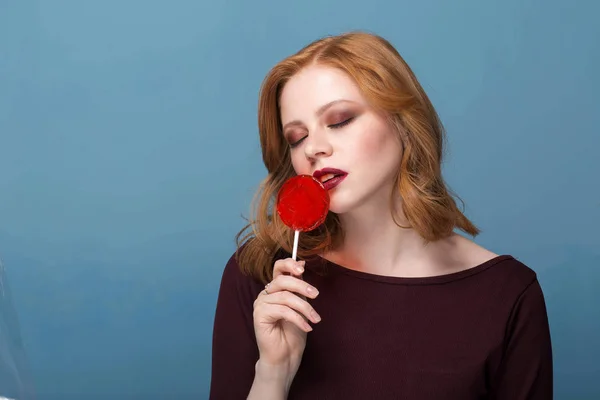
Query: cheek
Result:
<box><xmin>352</xmin><ymin>120</ymin><xmax>400</xmax><ymax>163</ymax></box>
<box><xmin>290</xmin><ymin>152</ymin><xmax>310</xmax><ymax>175</ymax></box>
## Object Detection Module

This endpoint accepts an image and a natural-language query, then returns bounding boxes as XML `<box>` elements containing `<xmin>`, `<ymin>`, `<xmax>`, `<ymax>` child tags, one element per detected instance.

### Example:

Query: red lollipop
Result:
<box><xmin>276</xmin><ymin>174</ymin><xmax>330</xmax><ymax>260</ymax></box>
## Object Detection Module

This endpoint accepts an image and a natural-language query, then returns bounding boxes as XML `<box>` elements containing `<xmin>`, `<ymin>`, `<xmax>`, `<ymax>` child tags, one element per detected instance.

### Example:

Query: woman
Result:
<box><xmin>210</xmin><ymin>31</ymin><xmax>552</xmax><ymax>399</ymax></box>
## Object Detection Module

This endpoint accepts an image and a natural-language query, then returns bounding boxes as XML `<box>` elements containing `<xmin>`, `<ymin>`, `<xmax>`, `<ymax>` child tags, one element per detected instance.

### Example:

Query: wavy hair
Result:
<box><xmin>235</xmin><ymin>31</ymin><xmax>479</xmax><ymax>284</ymax></box>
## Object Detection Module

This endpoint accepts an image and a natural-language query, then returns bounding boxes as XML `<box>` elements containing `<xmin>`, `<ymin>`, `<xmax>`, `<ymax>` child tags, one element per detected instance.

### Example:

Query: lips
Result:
<box><xmin>312</xmin><ymin>168</ymin><xmax>348</xmax><ymax>190</ymax></box>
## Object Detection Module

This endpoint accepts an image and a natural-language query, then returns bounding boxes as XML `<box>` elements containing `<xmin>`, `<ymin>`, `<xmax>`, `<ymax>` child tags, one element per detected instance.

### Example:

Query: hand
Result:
<box><xmin>252</xmin><ymin>258</ymin><xmax>321</xmax><ymax>376</ymax></box>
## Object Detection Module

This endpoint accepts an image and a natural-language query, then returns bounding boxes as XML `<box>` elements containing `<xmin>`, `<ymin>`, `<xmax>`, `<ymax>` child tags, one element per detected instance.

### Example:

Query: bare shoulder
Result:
<box><xmin>437</xmin><ymin>234</ymin><xmax>540</xmax><ymax>292</ymax></box>
<box><xmin>446</xmin><ymin>233</ymin><xmax>500</xmax><ymax>270</ymax></box>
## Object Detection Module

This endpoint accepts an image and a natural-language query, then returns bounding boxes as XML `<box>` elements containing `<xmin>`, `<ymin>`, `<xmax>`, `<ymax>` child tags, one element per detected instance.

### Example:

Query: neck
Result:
<box><xmin>325</xmin><ymin>196</ymin><xmax>458</xmax><ymax>277</ymax></box>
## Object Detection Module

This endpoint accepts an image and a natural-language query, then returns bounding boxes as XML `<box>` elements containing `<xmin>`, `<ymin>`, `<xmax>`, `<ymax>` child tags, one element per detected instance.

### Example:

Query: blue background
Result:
<box><xmin>1</xmin><ymin>0</ymin><xmax>598</xmax><ymax>398</ymax></box>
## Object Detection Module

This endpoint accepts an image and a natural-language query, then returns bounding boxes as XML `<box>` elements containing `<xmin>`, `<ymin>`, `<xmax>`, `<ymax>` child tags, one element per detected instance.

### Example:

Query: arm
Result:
<box><xmin>491</xmin><ymin>278</ymin><xmax>553</xmax><ymax>399</ymax></box>
<box><xmin>209</xmin><ymin>253</ymin><xmax>290</xmax><ymax>400</ymax></box>
<box><xmin>247</xmin><ymin>361</ymin><xmax>294</xmax><ymax>399</ymax></box>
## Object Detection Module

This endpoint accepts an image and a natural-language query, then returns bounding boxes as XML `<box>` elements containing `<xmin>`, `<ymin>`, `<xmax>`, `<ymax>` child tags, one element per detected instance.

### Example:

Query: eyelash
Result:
<box><xmin>329</xmin><ymin>117</ymin><xmax>355</xmax><ymax>129</ymax></box>
<box><xmin>289</xmin><ymin>117</ymin><xmax>355</xmax><ymax>148</ymax></box>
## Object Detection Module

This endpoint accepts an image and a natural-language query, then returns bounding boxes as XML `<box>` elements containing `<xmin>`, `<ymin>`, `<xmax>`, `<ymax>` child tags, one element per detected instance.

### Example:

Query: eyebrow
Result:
<box><xmin>282</xmin><ymin>99</ymin><xmax>354</xmax><ymax>132</ymax></box>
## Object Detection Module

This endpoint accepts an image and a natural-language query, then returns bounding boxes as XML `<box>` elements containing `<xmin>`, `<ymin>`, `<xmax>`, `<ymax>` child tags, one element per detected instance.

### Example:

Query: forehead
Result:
<box><xmin>279</xmin><ymin>65</ymin><xmax>365</xmax><ymax>123</ymax></box>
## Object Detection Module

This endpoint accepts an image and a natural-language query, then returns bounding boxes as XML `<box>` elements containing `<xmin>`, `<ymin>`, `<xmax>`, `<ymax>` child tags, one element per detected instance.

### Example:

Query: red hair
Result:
<box><xmin>235</xmin><ymin>31</ymin><xmax>479</xmax><ymax>284</ymax></box>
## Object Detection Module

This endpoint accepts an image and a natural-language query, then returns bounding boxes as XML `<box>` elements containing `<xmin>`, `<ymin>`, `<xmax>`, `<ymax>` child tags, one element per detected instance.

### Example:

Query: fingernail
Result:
<box><xmin>311</xmin><ymin>310</ymin><xmax>321</xmax><ymax>322</ymax></box>
<box><xmin>295</xmin><ymin>266</ymin><xmax>304</xmax><ymax>273</ymax></box>
<box><xmin>306</xmin><ymin>286</ymin><xmax>318</xmax><ymax>295</ymax></box>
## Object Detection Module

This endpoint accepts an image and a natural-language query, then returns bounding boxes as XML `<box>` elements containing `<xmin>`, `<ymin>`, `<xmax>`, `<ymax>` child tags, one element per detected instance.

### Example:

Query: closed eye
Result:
<box><xmin>328</xmin><ymin>117</ymin><xmax>355</xmax><ymax>129</ymax></box>
<box><xmin>289</xmin><ymin>136</ymin><xmax>307</xmax><ymax>148</ymax></box>
<box><xmin>289</xmin><ymin>117</ymin><xmax>355</xmax><ymax>148</ymax></box>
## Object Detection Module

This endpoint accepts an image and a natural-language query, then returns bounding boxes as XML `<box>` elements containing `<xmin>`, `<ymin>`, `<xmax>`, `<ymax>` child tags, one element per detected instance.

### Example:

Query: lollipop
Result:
<box><xmin>276</xmin><ymin>174</ymin><xmax>330</xmax><ymax>260</ymax></box>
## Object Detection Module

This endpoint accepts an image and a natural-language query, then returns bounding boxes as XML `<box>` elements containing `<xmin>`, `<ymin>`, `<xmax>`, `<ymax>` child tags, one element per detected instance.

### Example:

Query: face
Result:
<box><xmin>279</xmin><ymin>64</ymin><xmax>403</xmax><ymax>214</ymax></box>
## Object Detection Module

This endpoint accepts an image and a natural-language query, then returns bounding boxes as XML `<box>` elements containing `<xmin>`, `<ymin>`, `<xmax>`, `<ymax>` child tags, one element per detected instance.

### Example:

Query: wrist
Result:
<box><xmin>254</xmin><ymin>359</ymin><xmax>296</xmax><ymax>393</ymax></box>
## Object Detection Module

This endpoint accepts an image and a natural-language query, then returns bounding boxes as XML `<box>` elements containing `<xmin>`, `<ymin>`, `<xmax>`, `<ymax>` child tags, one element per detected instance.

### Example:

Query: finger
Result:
<box><xmin>267</xmin><ymin>274</ymin><xmax>319</xmax><ymax>299</ymax></box>
<box><xmin>264</xmin><ymin>291</ymin><xmax>321</xmax><ymax>324</ymax></box>
<box><xmin>273</xmin><ymin>258</ymin><xmax>306</xmax><ymax>278</ymax></box>
<box><xmin>256</xmin><ymin>304</ymin><xmax>313</xmax><ymax>332</ymax></box>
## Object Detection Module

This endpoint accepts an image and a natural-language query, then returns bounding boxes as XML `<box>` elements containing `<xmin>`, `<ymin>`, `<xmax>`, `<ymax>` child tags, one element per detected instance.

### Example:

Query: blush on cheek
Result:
<box><xmin>290</xmin><ymin>155</ymin><xmax>309</xmax><ymax>176</ymax></box>
<box><xmin>356</xmin><ymin>120</ymin><xmax>398</xmax><ymax>159</ymax></box>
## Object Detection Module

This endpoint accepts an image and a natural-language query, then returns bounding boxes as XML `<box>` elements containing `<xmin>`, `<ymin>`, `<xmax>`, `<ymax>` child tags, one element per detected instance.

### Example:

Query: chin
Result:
<box><xmin>327</xmin><ymin>190</ymin><xmax>358</xmax><ymax>215</ymax></box>
<box><xmin>327</xmin><ymin>182</ymin><xmax>392</xmax><ymax>216</ymax></box>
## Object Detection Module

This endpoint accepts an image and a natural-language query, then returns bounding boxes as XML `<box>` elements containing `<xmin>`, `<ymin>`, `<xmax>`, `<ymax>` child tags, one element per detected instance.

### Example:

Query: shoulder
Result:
<box><xmin>462</xmin><ymin>253</ymin><xmax>546</xmax><ymax>322</ymax></box>
<box><xmin>489</xmin><ymin>255</ymin><xmax>539</xmax><ymax>289</ymax></box>
<box><xmin>218</xmin><ymin>246</ymin><xmax>265</xmax><ymax>301</ymax></box>
<box><xmin>446</xmin><ymin>237</ymin><xmax>544</xmax><ymax>314</ymax></box>
<box><xmin>452</xmin><ymin>234</ymin><xmax>538</xmax><ymax>289</ymax></box>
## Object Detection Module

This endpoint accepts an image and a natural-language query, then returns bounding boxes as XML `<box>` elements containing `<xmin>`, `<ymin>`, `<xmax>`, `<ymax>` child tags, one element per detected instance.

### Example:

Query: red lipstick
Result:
<box><xmin>312</xmin><ymin>168</ymin><xmax>348</xmax><ymax>191</ymax></box>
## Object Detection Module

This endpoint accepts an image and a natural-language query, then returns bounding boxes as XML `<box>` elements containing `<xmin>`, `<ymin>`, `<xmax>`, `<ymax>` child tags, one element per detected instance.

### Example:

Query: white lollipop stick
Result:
<box><xmin>292</xmin><ymin>230</ymin><xmax>300</xmax><ymax>261</ymax></box>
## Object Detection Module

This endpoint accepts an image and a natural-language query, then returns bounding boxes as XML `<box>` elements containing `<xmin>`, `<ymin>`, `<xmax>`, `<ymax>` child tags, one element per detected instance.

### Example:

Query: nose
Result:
<box><xmin>303</xmin><ymin>130</ymin><xmax>332</xmax><ymax>160</ymax></box>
